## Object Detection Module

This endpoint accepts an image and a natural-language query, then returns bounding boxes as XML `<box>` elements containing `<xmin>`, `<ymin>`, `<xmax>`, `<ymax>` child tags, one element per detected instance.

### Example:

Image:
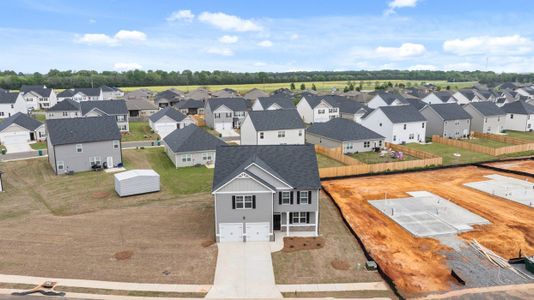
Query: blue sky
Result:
<box><xmin>1</xmin><ymin>0</ymin><xmax>534</xmax><ymax>73</ymax></box>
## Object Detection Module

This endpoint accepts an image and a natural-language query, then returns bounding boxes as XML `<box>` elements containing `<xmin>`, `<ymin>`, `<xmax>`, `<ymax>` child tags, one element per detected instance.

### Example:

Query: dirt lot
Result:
<box><xmin>484</xmin><ymin>160</ymin><xmax>534</xmax><ymax>175</ymax></box>
<box><xmin>322</xmin><ymin>166</ymin><xmax>534</xmax><ymax>297</ymax></box>
<box><xmin>271</xmin><ymin>192</ymin><xmax>388</xmax><ymax>287</ymax></box>
<box><xmin>0</xmin><ymin>150</ymin><xmax>217</xmax><ymax>283</ymax></box>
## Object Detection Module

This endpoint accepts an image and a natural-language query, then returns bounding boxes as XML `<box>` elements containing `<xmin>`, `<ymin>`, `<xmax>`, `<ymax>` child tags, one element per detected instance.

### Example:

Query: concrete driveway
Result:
<box><xmin>206</xmin><ymin>242</ymin><xmax>282</xmax><ymax>299</ymax></box>
<box><xmin>5</xmin><ymin>143</ymin><xmax>32</xmax><ymax>154</ymax></box>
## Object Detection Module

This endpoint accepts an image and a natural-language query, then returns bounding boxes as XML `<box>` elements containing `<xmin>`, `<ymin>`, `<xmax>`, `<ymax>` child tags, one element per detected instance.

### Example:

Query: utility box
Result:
<box><xmin>114</xmin><ymin>169</ymin><xmax>160</xmax><ymax>197</ymax></box>
<box><xmin>526</xmin><ymin>256</ymin><xmax>534</xmax><ymax>274</ymax></box>
<box><xmin>365</xmin><ymin>260</ymin><xmax>378</xmax><ymax>271</ymax></box>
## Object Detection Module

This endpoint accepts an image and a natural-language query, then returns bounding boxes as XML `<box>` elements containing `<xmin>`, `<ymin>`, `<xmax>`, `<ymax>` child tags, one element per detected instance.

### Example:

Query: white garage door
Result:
<box><xmin>245</xmin><ymin>222</ymin><xmax>270</xmax><ymax>242</ymax></box>
<box><xmin>215</xmin><ymin>122</ymin><xmax>232</xmax><ymax>131</ymax></box>
<box><xmin>2</xmin><ymin>133</ymin><xmax>29</xmax><ymax>145</ymax></box>
<box><xmin>156</xmin><ymin>123</ymin><xmax>177</xmax><ymax>138</ymax></box>
<box><xmin>219</xmin><ymin>223</ymin><xmax>243</xmax><ymax>243</ymax></box>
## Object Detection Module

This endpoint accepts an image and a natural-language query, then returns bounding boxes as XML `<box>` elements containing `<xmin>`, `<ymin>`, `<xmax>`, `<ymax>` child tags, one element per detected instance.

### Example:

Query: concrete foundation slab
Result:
<box><xmin>464</xmin><ymin>174</ymin><xmax>534</xmax><ymax>208</ymax></box>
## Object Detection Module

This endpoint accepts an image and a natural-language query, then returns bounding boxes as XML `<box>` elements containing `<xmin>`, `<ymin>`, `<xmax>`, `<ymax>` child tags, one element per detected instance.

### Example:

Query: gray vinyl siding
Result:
<box><xmin>51</xmin><ymin>140</ymin><xmax>121</xmax><ymax>174</ymax></box>
<box><xmin>273</xmin><ymin>190</ymin><xmax>319</xmax><ymax>214</ymax></box>
<box><xmin>204</xmin><ymin>102</ymin><xmax>215</xmax><ymax>128</ymax></box>
<box><xmin>443</xmin><ymin>119</ymin><xmax>470</xmax><ymax>138</ymax></box>
<box><xmin>170</xmin><ymin>150</ymin><xmax>216</xmax><ymax>168</ymax></box>
<box><xmin>305</xmin><ymin>133</ymin><xmax>342</xmax><ymax>148</ymax></box>
<box><xmin>464</xmin><ymin>105</ymin><xmax>505</xmax><ymax>134</ymax></box>
<box><xmin>306</xmin><ymin>132</ymin><xmax>382</xmax><ymax>153</ymax></box>
<box><xmin>47</xmin><ymin>138</ymin><xmax>56</xmax><ymax>173</ymax></box>
<box><xmin>421</xmin><ymin>106</ymin><xmax>471</xmax><ymax>138</ymax></box>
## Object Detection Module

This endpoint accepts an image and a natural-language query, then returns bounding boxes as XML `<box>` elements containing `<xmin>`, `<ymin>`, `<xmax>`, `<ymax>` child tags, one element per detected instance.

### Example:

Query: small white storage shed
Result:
<box><xmin>114</xmin><ymin>169</ymin><xmax>160</xmax><ymax>197</ymax></box>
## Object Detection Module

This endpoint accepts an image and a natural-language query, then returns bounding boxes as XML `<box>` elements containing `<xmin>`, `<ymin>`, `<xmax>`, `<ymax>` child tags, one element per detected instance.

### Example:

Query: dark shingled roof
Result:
<box><xmin>212</xmin><ymin>144</ymin><xmax>321</xmax><ymax>191</ymax></box>
<box><xmin>207</xmin><ymin>98</ymin><xmax>248</xmax><ymax>111</ymax></box>
<box><xmin>257</xmin><ymin>96</ymin><xmax>295</xmax><ymax>110</ymax></box>
<box><xmin>247</xmin><ymin>109</ymin><xmax>304</xmax><ymax>131</ymax></box>
<box><xmin>307</xmin><ymin>118</ymin><xmax>384</xmax><ymax>142</ymax></box>
<box><xmin>434</xmin><ymin>91</ymin><xmax>453</xmax><ymax>102</ymax></box>
<box><xmin>149</xmin><ymin>107</ymin><xmax>187</xmax><ymax>122</ymax></box>
<box><xmin>458</xmin><ymin>89</ymin><xmax>476</xmax><ymax>100</ymax></box>
<box><xmin>21</xmin><ymin>85</ymin><xmax>53</xmax><ymax>97</ymax></box>
<box><xmin>46</xmin><ymin>116</ymin><xmax>120</xmax><ymax>146</ymax></box>
<box><xmin>468</xmin><ymin>101</ymin><xmax>505</xmax><ymax>116</ymax></box>
<box><xmin>378</xmin><ymin>105</ymin><xmax>427</xmax><ymax>123</ymax></box>
<box><xmin>375</xmin><ymin>92</ymin><xmax>408</xmax><ymax>105</ymax></box>
<box><xmin>163</xmin><ymin>124</ymin><xmax>226</xmax><ymax>153</ymax></box>
<box><xmin>427</xmin><ymin>103</ymin><xmax>472</xmax><ymax>121</ymax></box>
<box><xmin>0</xmin><ymin>112</ymin><xmax>43</xmax><ymax>132</ymax></box>
<box><xmin>58</xmin><ymin>88</ymin><xmax>101</xmax><ymax>97</ymax></box>
<box><xmin>302</xmin><ymin>95</ymin><xmax>368</xmax><ymax>114</ymax></box>
<box><xmin>501</xmin><ymin>100</ymin><xmax>534</xmax><ymax>115</ymax></box>
<box><xmin>176</xmin><ymin>99</ymin><xmax>204</xmax><ymax>109</ymax></box>
<box><xmin>0</xmin><ymin>92</ymin><xmax>21</xmax><ymax>104</ymax></box>
<box><xmin>48</xmin><ymin>99</ymin><xmax>80</xmax><ymax>112</ymax></box>
<box><xmin>406</xmin><ymin>98</ymin><xmax>428</xmax><ymax>110</ymax></box>
<box><xmin>80</xmin><ymin>100</ymin><xmax>128</xmax><ymax>116</ymax></box>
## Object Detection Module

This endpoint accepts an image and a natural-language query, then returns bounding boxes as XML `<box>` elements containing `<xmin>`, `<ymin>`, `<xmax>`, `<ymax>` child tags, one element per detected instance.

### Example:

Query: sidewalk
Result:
<box><xmin>0</xmin><ymin>150</ymin><xmax>47</xmax><ymax>162</ymax></box>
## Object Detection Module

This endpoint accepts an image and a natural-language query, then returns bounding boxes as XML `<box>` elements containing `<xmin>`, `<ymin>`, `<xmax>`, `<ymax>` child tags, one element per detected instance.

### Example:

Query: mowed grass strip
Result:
<box><xmin>316</xmin><ymin>153</ymin><xmax>346</xmax><ymax>168</ymax></box>
<box><xmin>504</xmin><ymin>130</ymin><xmax>534</xmax><ymax>141</ymax></box>
<box><xmin>349</xmin><ymin>151</ymin><xmax>418</xmax><ymax>164</ymax></box>
<box><xmin>121</xmin><ymin>121</ymin><xmax>158</xmax><ymax>142</ymax></box>
<box><xmin>466</xmin><ymin>138</ymin><xmax>511</xmax><ymax>148</ymax></box>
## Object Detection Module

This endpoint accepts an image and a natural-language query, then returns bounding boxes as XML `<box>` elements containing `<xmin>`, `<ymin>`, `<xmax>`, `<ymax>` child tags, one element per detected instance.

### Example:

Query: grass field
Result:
<box><xmin>30</xmin><ymin>142</ymin><xmax>47</xmax><ymax>150</ymax></box>
<box><xmin>31</xmin><ymin>113</ymin><xmax>46</xmax><ymax>122</ymax></box>
<box><xmin>405</xmin><ymin>143</ymin><xmax>495</xmax><ymax>165</ymax></box>
<box><xmin>316</xmin><ymin>153</ymin><xmax>345</xmax><ymax>168</ymax></box>
<box><xmin>504</xmin><ymin>130</ymin><xmax>534</xmax><ymax>141</ymax></box>
<box><xmin>122</xmin><ymin>121</ymin><xmax>158</xmax><ymax>142</ymax></box>
<box><xmin>349</xmin><ymin>151</ymin><xmax>418</xmax><ymax>164</ymax></box>
<box><xmin>466</xmin><ymin>138</ymin><xmax>511</xmax><ymax>148</ymax></box>
<box><xmin>119</xmin><ymin>80</ymin><xmax>476</xmax><ymax>94</ymax></box>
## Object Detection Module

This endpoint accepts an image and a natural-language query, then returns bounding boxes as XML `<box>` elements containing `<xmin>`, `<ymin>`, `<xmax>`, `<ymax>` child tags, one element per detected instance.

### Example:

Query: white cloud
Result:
<box><xmin>205</xmin><ymin>47</ymin><xmax>234</xmax><ymax>56</ymax></box>
<box><xmin>253</xmin><ymin>62</ymin><xmax>267</xmax><ymax>67</ymax></box>
<box><xmin>385</xmin><ymin>0</ymin><xmax>418</xmax><ymax>15</ymax></box>
<box><xmin>167</xmin><ymin>10</ymin><xmax>195</xmax><ymax>22</ymax></box>
<box><xmin>443</xmin><ymin>62</ymin><xmax>475</xmax><ymax>71</ymax></box>
<box><xmin>290</xmin><ymin>33</ymin><xmax>300</xmax><ymax>40</ymax></box>
<box><xmin>198</xmin><ymin>12</ymin><xmax>262</xmax><ymax>32</ymax></box>
<box><xmin>75</xmin><ymin>30</ymin><xmax>146</xmax><ymax>46</ymax></box>
<box><xmin>257</xmin><ymin>40</ymin><xmax>273</xmax><ymax>47</ymax></box>
<box><xmin>113</xmin><ymin>62</ymin><xmax>143</xmax><ymax>71</ymax></box>
<box><xmin>443</xmin><ymin>35</ymin><xmax>533</xmax><ymax>56</ymax></box>
<box><xmin>408</xmin><ymin>64</ymin><xmax>437</xmax><ymax>70</ymax></box>
<box><xmin>374</xmin><ymin>43</ymin><xmax>426</xmax><ymax>59</ymax></box>
<box><xmin>218</xmin><ymin>35</ymin><xmax>239</xmax><ymax>44</ymax></box>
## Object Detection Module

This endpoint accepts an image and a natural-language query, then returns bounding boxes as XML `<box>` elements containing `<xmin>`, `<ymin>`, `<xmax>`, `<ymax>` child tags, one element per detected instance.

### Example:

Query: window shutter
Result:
<box><xmin>307</xmin><ymin>212</ymin><xmax>311</xmax><ymax>224</ymax></box>
<box><xmin>279</xmin><ymin>192</ymin><xmax>282</xmax><ymax>205</ymax></box>
<box><xmin>289</xmin><ymin>212</ymin><xmax>293</xmax><ymax>224</ymax></box>
<box><xmin>252</xmin><ymin>196</ymin><xmax>256</xmax><ymax>209</ymax></box>
<box><xmin>308</xmin><ymin>191</ymin><xmax>312</xmax><ymax>205</ymax></box>
<box><xmin>296</xmin><ymin>191</ymin><xmax>300</xmax><ymax>204</ymax></box>
<box><xmin>232</xmin><ymin>196</ymin><xmax>236</xmax><ymax>209</ymax></box>
<box><xmin>290</xmin><ymin>191</ymin><xmax>294</xmax><ymax>204</ymax></box>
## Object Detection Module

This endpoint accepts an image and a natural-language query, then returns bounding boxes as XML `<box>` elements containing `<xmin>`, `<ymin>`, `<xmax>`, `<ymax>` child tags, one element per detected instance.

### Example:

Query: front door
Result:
<box><xmin>273</xmin><ymin>214</ymin><xmax>281</xmax><ymax>230</ymax></box>
<box><xmin>29</xmin><ymin>132</ymin><xmax>35</xmax><ymax>141</ymax></box>
<box><xmin>106</xmin><ymin>156</ymin><xmax>113</xmax><ymax>168</ymax></box>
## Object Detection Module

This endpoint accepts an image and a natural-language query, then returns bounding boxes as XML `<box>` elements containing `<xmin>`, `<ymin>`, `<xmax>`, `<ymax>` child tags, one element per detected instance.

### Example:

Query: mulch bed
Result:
<box><xmin>113</xmin><ymin>250</ymin><xmax>133</xmax><ymax>261</ymax></box>
<box><xmin>282</xmin><ymin>236</ymin><xmax>325</xmax><ymax>252</ymax></box>
<box><xmin>331</xmin><ymin>259</ymin><xmax>350</xmax><ymax>270</ymax></box>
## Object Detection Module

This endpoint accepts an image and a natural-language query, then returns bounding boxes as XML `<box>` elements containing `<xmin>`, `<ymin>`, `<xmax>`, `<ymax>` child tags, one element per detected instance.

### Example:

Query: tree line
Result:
<box><xmin>0</xmin><ymin>69</ymin><xmax>532</xmax><ymax>90</ymax></box>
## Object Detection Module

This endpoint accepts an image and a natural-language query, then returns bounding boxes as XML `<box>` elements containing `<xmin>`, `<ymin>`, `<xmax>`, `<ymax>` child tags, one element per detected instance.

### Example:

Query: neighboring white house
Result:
<box><xmin>452</xmin><ymin>89</ymin><xmax>487</xmax><ymax>104</ymax></box>
<box><xmin>421</xmin><ymin>91</ymin><xmax>455</xmax><ymax>105</ymax></box>
<box><xmin>0</xmin><ymin>112</ymin><xmax>45</xmax><ymax>147</ymax></box>
<box><xmin>80</xmin><ymin>100</ymin><xmax>130</xmax><ymax>132</ymax></box>
<box><xmin>501</xmin><ymin>100</ymin><xmax>534</xmax><ymax>132</ymax></box>
<box><xmin>252</xmin><ymin>96</ymin><xmax>296</xmax><ymax>111</ymax></box>
<box><xmin>515</xmin><ymin>86</ymin><xmax>534</xmax><ymax>99</ymax></box>
<box><xmin>296</xmin><ymin>95</ymin><xmax>340</xmax><ymax>123</ymax></box>
<box><xmin>367</xmin><ymin>92</ymin><xmax>409</xmax><ymax>109</ymax></box>
<box><xmin>20</xmin><ymin>85</ymin><xmax>58</xmax><ymax>110</ymax></box>
<box><xmin>0</xmin><ymin>92</ymin><xmax>27</xmax><ymax>119</ymax></box>
<box><xmin>463</xmin><ymin>102</ymin><xmax>506</xmax><ymax>134</ymax></box>
<box><xmin>46</xmin><ymin>99</ymin><xmax>81</xmax><ymax>119</ymax></box>
<box><xmin>361</xmin><ymin>105</ymin><xmax>427</xmax><ymax>144</ymax></box>
<box><xmin>100</xmin><ymin>86</ymin><xmax>124</xmax><ymax>100</ymax></box>
<box><xmin>240</xmin><ymin>109</ymin><xmax>305</xmax><ymax>145</ymax></box>
<box><xmin>57</xmin><ymin>88</ymin><xmax>104</xmax><ymax>102</ymax></box>
<box><xmin>204</xmin><ymin>98</ymin><xmax>248</xmax><ymax>131</ymax></box>
<box><xmin>149</xmin><ymin>107</ymin><xmax>196</xmax><ymax>138</ymax></box>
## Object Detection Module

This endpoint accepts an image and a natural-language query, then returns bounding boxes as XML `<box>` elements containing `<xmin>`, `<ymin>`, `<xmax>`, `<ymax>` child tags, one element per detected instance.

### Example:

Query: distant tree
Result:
<box><xmin>311</xmin><ymin>83</ymin><xmax>317</xmax><ymax>91</ymax></box>
<box><xmin>436</xmin><ymin>86</ymin><xmax>442</xmax><ymax>91</ymax></box>
<box><xmin>348</xmin><ymin>82</ymin><xmax>355</xmax><ymax>91</ymax></box>
<box><xmin>446</xmin><ymin>85</ymin><xmax>451</xmax><ymax>90</ymax></box>
<box><xmin>300</xmin><ymin>83</ymin><xmax>306</xmax><ymax>90</ymax></box>
<box><xmin>343</xmin><ymin>86</ymin><xmax>349</xmax><ymax>93</ymax></box>
<box><xmin>290</xmin><ymin>82</ymin><xmax>296</xmax><ymax>90</ymax></box>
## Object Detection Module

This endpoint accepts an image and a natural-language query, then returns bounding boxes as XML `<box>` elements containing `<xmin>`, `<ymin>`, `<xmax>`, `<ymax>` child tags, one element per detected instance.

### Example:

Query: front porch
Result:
<box><xmin>273</xmin><ymin>211</ymin><xmax>319</xmax><ymax>238</ymax></box>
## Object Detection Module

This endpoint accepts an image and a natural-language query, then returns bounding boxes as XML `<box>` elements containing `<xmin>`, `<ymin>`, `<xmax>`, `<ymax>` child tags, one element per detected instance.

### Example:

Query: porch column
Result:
<box><xmin>286</xmin><ymin>212</ymin><xmax>290</xmax><ymax>236</ymax></box>
<box><xmin>315</xmin><ymin>211</ymin><xmax>319</xmax><ymax>236</ymax></box>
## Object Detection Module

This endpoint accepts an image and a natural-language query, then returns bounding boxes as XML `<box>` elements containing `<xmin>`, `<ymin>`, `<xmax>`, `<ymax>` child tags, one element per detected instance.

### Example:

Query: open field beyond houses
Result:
<box><xmin>0</xmin><ymin>149</ymin><xmax>217</xmax><ymax>284</ymax></box>
<box><xmin>322</xmin><ymin>165</ymin><xmax>534</xmax><ymax>298</ymax></box>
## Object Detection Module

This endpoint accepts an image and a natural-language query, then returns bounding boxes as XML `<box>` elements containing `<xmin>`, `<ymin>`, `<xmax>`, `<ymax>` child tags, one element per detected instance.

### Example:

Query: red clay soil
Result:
<box><xmin>485</xmin><ymin>160</ymin><xmax>534</xmax><ymax>175</ymax></box>
<box><xmin>322</xmin><ymin>166</ymin><xmax>534</xmax><ymax>297</ymax></box>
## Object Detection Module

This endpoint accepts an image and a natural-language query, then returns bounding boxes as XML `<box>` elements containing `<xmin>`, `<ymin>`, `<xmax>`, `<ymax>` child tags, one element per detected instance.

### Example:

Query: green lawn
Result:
<box><xmin>316</xmin><ymin>153</ymin><xmax>345</xmax><ymax>168</ymax></box>
<box><xmin>202</xmin><ymin>126</ymin><xmax>221</xmax><ymax>138</ymax></box>
<box><xmin>504</xmin><ymin>130</ymin><xmax>534</xmax><ymax>141</ymax></box>
<box><xmin>466</xmin><ymin>138</ymin><xmax>511</xmax><ymax>148</ymax></box>
<box><xmin>30</xmin><ymin>142</ymin><xmax>47</xmax><ymax>150</ymax></box>
<box><xmin>349</xmin><ymin>151</ymin><xmax>418</xmax><ymax>164</ymax></box>
<box><xmin>405</xmin><ymin>143</ymin><xmax>495</xmax><ymax>165</ymax></box>
<box><xmin>32</xmin><ymin>114</ymin><xmax>46</xmax><ymax>122</ymax></box>
<box><xmin>122</xmin><ymin>121</ymin><xmax>158</xmax><ymax>142</ymax></box>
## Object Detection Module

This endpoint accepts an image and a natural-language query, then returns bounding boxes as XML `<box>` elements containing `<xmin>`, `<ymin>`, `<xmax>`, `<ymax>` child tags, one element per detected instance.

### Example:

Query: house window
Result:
<box><xmin>510</xmin><ymin>114</ymin><xmax>514</xmax><ymax>119</ymax></box>
<box><xmin>393</xmin><ymin>135</ymin><xmax>397</xmax><ymax>141</ymax></box>
<box><xmin>409</xmin><ymin>133</ymin><xmax>415</xmax><ymax>140</ymax></box>
<box><xmin>202</xmin><ymin>152</ymin><xmax>212</xmax><ymax>161</ymax></box>
<box><xmin>318</xmin><ymin>109</ymin><xmax>325</xmax><ymax>114</ymax></box>
<box><xmin>379</xmin><ymin>140</ymin><xmax>383</xmax><ymax>147</ymax></box>
<box><xmin>422</xmin><ymin>123</ymin><xmax>425</xmax><ymax>128</ymax></box>
<box><xmin>345</xmin><ymin>143</ymin><xmax>353</xmax><ymax>150</ymax></box>
<box><xmin>117</xmin><ymin>115</ymin><xmax>125</xmax><ymax>121</ymax></box>
<box><xmin>76</xmin><ymin>144</ymin><xmax>83</xmax><ymax>153</ymax></box>
<box><xmin>292</xmin><ymin>212</ymin><xmax>308</xmax><ymax>224</ymax></box>
<box><xmin>62</xmin><ymin>112</ymin><xmax>68</xmax><ymax>117</ymax></box>
<box><xmin>57</xmin><ymin>161</ymin><xmax>65</xmax><ymax>171</ymax></box>
<box><xmin>281</xmin><ymin>191</ymin><xmax>291</xmax><ymax>205</ymax></box>
<box><xmin>364</xmin><ymin>141</ymin><xmax>370</xmax><ymax>148</ymax></box>
<box><xmin>259</xmin><ymin>132</ymin><xmax>264</xmax><ymax>139</ymax></box>
<box><xmin>214</xmin><ymin>113</ymin><xmax>221</xmax><ymax>119</ymax></box>
<box><xmin>0</xmin><ymin>112</ymin><xmax>4</xmax><ymax>117</ymax></box>
<box><xmin>113</xmin><ymin>140</ymin><xmax>119</xmax><ymax>149</ymax></box>
<box><xmin>298</xmin><ymin>130</ymin><xmax>302</xmax><ymax>137</ymax></box>
<box><xmin>90</xmin><ymin>156</ymin><xmax>102</xmax><ymax>166</ymax></box>
<box><xmin>403</xmin><ymin>124</ymin><xmax>407</xmax><ymax>130</ymax></box>
<box><xmin>235</xmin><ymin>195</ymin><xmax>253</xmax><ymax>209</ymax></box>
<box><xmin>181</xmin><ymin>154</ymin><xmax>192</xmax><ymax>162</ymax></box>
<box><xmin>278</xmin><ymin>131</ymin><xmax>285</xmax><ymax>138</ymax></box>
<box><xmin>329</xmin><ymin>108</ymin><xmax>337</xmax><ymax>113</ymax></box>
<box><xmin>379</xmin><ymin>123</ymin><xmax>382</xmax><ymax>127</ymax></box>
<box><xmin>484</xmin><ymin>118</ymin><xmax>488</xmax><ymax>123</ymax></box>
<box><xmin>120</xmin><ymin>125</ymin><xmax>127</xmax><ymax>131</ymax></box>
<box><xmin>299</xmin><ymin>192</ymin><xmax>309</xmax><ymax>204</ymax></box>
<box><xmin>225</xmin><ymin>113</ymin><xmax>232</xmax><ymax>118</ymax></box>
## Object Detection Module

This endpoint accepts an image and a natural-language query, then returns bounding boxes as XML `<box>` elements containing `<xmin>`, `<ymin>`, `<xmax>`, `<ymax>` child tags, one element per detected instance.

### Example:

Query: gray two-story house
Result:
<box><xmin>80</xmin><ymin>100</ymin><xmax>129</xmax><ymax>132</ymax></box>
<box><xmin>46</xmin><ymin>116</ymin><xmax>122</xmax><ymax>175</ymax></box>
<box><xmin>212</xmin><ymin>144</ymin><xmax>321</xmax><ymax>242</ymax></box>
<box><xmin>463</xmin><ymin>102</ymin><xmax>506</xmax><ymax>134</ymax></box>
<box><xmin>204</xmin><ymin>98</ymin><xmax>248</xmax><ymax>131</ymax></box>
<box><xmin>420</xmin><ymin>103</ymin><xmax>472</xmax><ymax>138</ymax></box>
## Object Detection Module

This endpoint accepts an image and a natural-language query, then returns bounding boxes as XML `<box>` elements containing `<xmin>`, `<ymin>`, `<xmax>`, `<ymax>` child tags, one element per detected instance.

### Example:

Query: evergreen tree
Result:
<box><xmin>290</xmin><ymin>82</ymin><xmax>296</xmax><ymax>90</ymax></box>
<box><xmin>300</xmin><ymin>83</ymin><xmax>306</xmax><ymax>90</ymax></box>
<box><xmin>311</xmin><ymin>83</ymin><xmax>317</xmax><ymax>91</ymax></box>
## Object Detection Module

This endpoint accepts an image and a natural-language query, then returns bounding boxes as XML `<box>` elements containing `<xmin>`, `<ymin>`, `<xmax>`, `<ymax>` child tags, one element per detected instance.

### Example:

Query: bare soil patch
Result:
<box><xmin>282</xmin><ymin>236</ymin><xmax>325</xmax><ymax>252</ymax></box>
<box><xmin>113</xmin><ymin>250</ymin><xmax>134</xmax><ymax>261</ymax></box>
<box><xmin>331</xmin><ymin>259</ymin><xmax>350</xmax><ymax>271</ymax></box>
<box><xmin>485</xmin><ymin>160</ymin><xmax>534</xmax><ymax>175</ymax></box>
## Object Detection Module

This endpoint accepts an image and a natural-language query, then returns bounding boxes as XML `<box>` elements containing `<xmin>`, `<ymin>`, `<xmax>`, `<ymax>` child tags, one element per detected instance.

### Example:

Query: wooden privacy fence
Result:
<box><xmin>471</xmin><ymin>131</ymin><xmax>531</xmax><ymax>145</ymax></box>
<box><xmin>432</xmin><ymin>134</ymin><xmax>534</xmax><ymax>156</ymax></box>
<box><xmin>315</xmin><ymin>143</ymin><xmax>443</xmax><ymax>178</ymax></box>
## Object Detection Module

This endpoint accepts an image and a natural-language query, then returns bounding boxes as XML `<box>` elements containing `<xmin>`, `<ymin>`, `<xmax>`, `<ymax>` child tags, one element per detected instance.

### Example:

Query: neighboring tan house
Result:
<box><xmin>306</xmin><ymin>118</ymin><xmax>384</xmax><ymax>153</ymax></box>
<box><xmin>204</xmin><ymin>98</ymin><xmax>248</xmax><ymax>131</ymax></box>
<box><xmin>0</xmin><ymin>113</ymin><xmax>45</xmax><ymax>146</ymax></box>
<box><xmin>125</xmin><ymin>89</ymin><xmax>154</xmax><ymax>100</ymax></box>
<box><xmin>421</xmin><ymin>91</ymin><xmax>455</xmax><ymax>104</ymax></box>
<box><xmin>149</xmin><ymin>107</ymin><xmax>196</xmax><ymax>138</ymax></box>
<box><xmin>126</xmin><ymin>98</ymin><xmax>158</xmax><ymax>119</ymax></box>
<box><xmin>452</xmin><ymin>89</ymin><xmax>486</xmax><ymax>104</ymax></box>
<box><xmin>163</xmin><ymin>124</ymin><xmax>226</xmax><ymax>168</ymax></box>
<box><xmin>296</xmin><ymin>95</ymin><xmax>340</xmax><ymax>123</ymax></box>
<box><xmin>212</xmin><ymin>88</ymin><xmax>239</xmax><ymax>98</ymax></box>
<box><xmin>501</xmin><ymin>100</ymin><xmax>534</xmax><ymax>132</ymax></box>
<box><xmin>243</xmin><ymin>88</ymin><xmax>269</xmax><ymax>101</ymax></box>
<box><xmin>240</xmin><ymin>109</ymin><xmax>305</xmax><ymax>145</ymax></box>
<box><xmin>80</xmin><ymin>100</ymin><xmax>129</xmax><ymax>132</ymax></box>
<box><xmin>367</xmin><ymin>92</ymin><xmax>409</xmax><ymax>109</ymax></box>
<box><xmin>46</xmin><ymin>116</ymin><xmax>122</xmax><ymax>174</ymax></box>
<box><xmin>361</xmin><ymin>105</ymin><xmax>427</xmax><ymax>144</ymax></box>
<box><xmin>57</xmin><ymin>88</ymin><xmax>103</xmax><ymax>102</ymax></box>
<box><xmin>46</xmin><ymin>99</ymin><xmax>81</xmax><ymax>119</ymax></box>
<box><xmin>176</xmin><ymin>99</ymin><xmax>205</xmax><ymax>115</ymax></box>
<box><xmin>420</xmin><ymin>103</ymin><xmax>471</xmax><ymax>138</ymax></box>
<box><xmin>252</xmin><ymin>95</ymin><xmax>295</xmax><ymax>111</ymax></box>
<box><xmin>20</xmin><ymin>85</ymin><xmax>58</xmax><ymax>110</ymax></box>
<box><xmin>100</xmin><ymin>86</ymin><xmax>124</xmax><ymax>100</ymax></box>
<box><xmin>212</xmin><ymin>144</ymin><xmax>321</xmax><ymax>242</ymax></box>
<box><xmin>463</xmin><ymin>102</ymin><xmax>506</xmax><ymax>134</ymax></box>
<box><xmin>0</xmin><ymin>92</ymin><xmax>27</xmax><ymax>118</ymax></box>
<box><xmin>515</xmin><ymin>86</ymin><xmax>534</xmax><ymax>99</ymax></box>
<box><xmin>185</xmin><ymin>87</ymin><xmax>211</xmax><ymax>101</ymax></box>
